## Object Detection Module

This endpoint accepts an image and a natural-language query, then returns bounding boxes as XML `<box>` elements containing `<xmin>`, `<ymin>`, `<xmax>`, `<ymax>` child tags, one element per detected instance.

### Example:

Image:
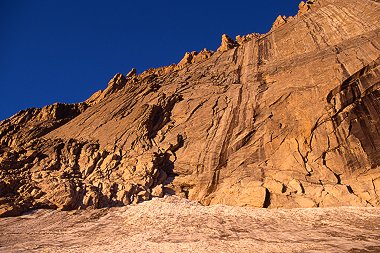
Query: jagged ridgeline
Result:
<box><xmin>1</xmin><ymin>0</ymin><xmax>380</xmax><ymax>217</ymax></box>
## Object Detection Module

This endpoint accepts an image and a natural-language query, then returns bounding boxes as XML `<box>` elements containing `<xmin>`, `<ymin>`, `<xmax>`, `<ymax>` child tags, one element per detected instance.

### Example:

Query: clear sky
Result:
<box><xmin>0</xmin><ymin>0</ymin><xmax>301</xmax><ymax>121</ymax></box>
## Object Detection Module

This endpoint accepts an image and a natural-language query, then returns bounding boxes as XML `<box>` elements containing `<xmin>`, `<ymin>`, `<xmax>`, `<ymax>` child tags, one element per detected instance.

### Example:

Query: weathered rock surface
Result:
<box><xmin>1</xmin><ymin>0</ymin><xmax>380</xmax><ymax>216</ymax></box>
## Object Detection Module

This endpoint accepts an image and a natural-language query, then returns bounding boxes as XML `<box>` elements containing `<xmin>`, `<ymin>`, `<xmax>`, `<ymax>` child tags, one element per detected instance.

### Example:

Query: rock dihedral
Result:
<box><xmin>1</xmin><ymin>0</ymin><xmax>380</xmax><ymax>217</ymax></box>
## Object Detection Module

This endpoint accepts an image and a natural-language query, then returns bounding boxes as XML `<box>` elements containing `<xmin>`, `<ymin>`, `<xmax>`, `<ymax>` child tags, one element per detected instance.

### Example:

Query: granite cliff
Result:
<box><xmin>1</xmin><ymin>0</ymin><xmax>380</xmax><ymax>217</ymax></box>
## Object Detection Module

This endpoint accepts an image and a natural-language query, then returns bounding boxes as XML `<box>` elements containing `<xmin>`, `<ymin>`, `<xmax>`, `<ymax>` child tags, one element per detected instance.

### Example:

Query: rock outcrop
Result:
<box><xmin>235</xmin><ymin>33</ymin><xmax>261</xmax><ymax>45</ymax></box>
<box><xmin>217</xmin><ymin>34</ymin><xmax>239</xmax><ymax>52</ymax></box>
<box><xmin>177</xmin><ymin>49</ymin><xmax>214</xmax><ymax>68</ymax></box>
<box><xmin>270</xmin><ymin>0</ymin><xmax>322</xmax><ymax>31</ymax></box>
<box><xmin>1</xmin><ymin>0</ymin><xmax>380</xmax><ymax>217</ymax></box>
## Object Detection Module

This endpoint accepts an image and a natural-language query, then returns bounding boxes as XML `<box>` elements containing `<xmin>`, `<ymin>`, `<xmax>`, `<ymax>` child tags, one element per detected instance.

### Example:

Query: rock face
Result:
<box><xmin>1</xmin><ymin>0</ymin><xmax>380</xmax><ymax>217</ymax></box>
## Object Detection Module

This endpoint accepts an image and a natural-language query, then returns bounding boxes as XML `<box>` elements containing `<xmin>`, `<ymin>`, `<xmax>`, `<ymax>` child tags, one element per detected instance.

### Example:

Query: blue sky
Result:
<box><xmin>0</xmin><ymin>0</ymin><xmax>301</xmax><ymax>120</ymax></box>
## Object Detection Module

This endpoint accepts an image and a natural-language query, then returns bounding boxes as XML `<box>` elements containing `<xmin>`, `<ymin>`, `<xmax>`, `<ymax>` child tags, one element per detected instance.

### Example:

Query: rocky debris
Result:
<box><xmin>217</xmin><ymin>34</ymin><xmax>239</xmax><ymax>52</ymax></box>
<box><xmin>0</xmin><ymin>138</ymin><xmax>176</xmax><ymax>217</ymax></box>
<box><xmin>1</xmin><ymin>197</ymin><xmax>380</xmax><ymax>253</ymax></box>
<box><xmin>1</xmin><ymin>0</ymin><xmax>380</xmax><ymax>217</ymax></box>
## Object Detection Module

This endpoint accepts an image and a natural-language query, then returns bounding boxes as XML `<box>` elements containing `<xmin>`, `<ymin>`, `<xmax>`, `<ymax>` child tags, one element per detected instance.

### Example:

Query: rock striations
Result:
<box><xmin>1</xmin><ymin>0</ymin><xmax>380</xmax><ymax>217</ymax></box>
